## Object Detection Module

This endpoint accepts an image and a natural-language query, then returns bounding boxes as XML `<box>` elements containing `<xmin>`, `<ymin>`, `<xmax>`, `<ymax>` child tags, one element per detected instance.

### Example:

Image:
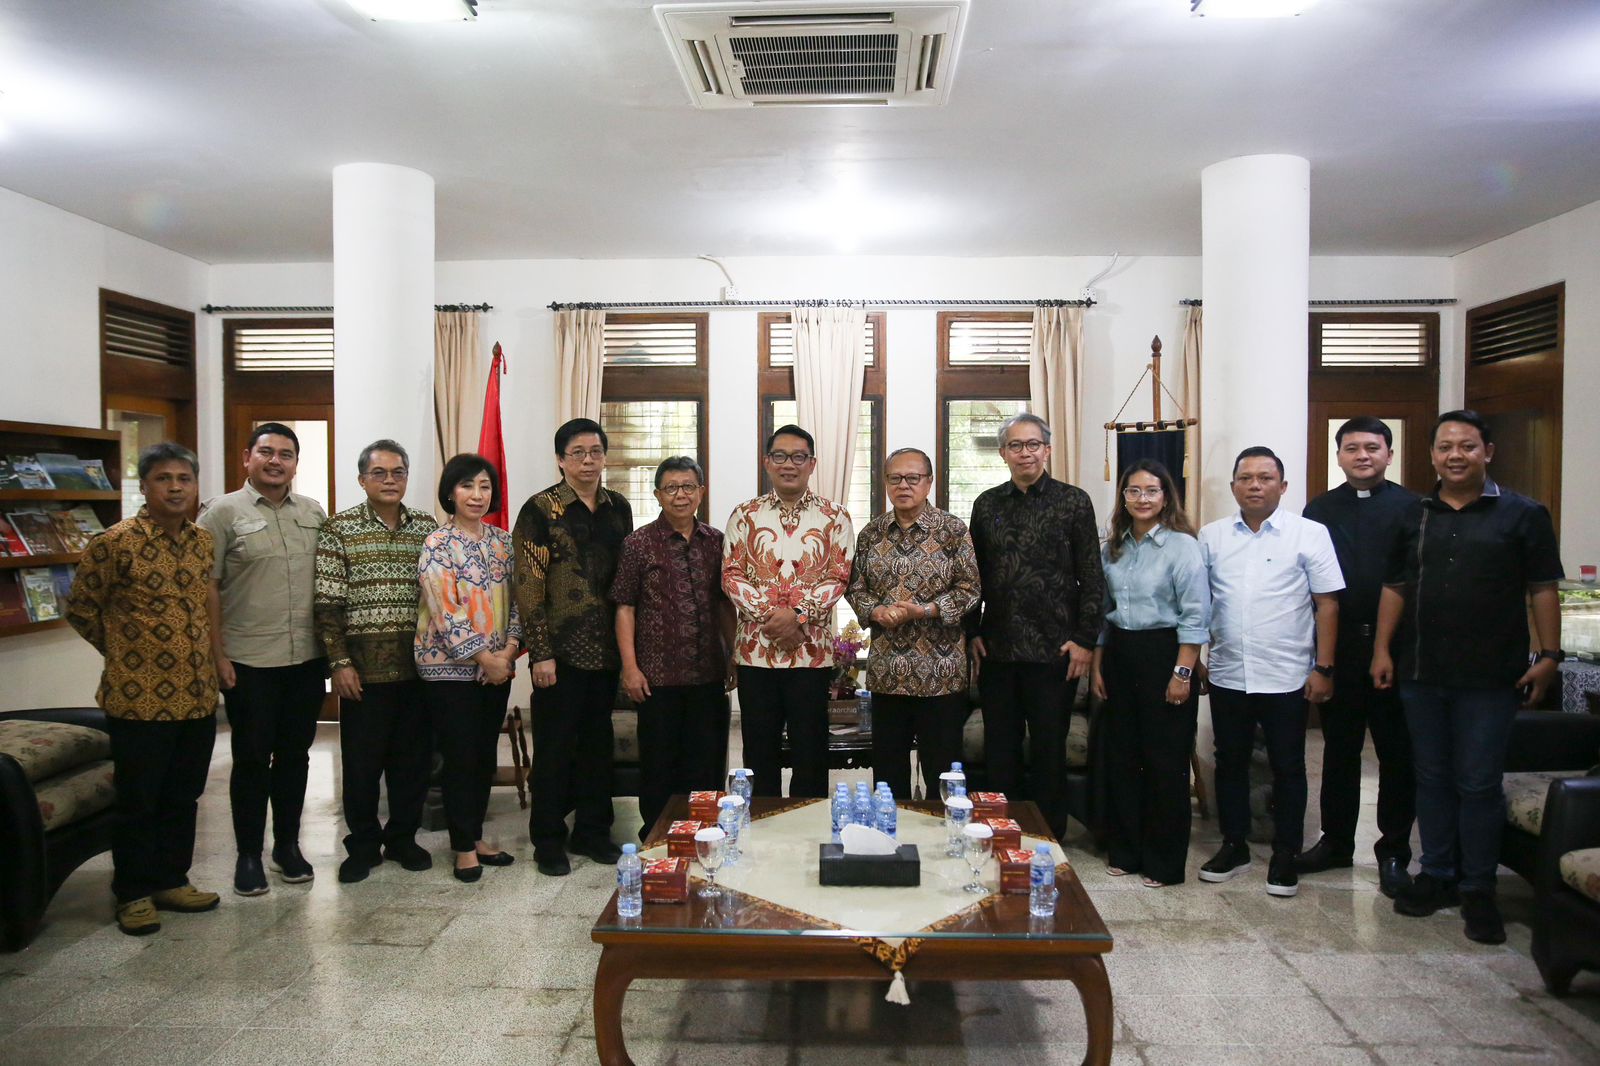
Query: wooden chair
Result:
<box><xmin>492</xmin><ymin>705</ymin><xmax>531</xmax><ymax>809</ymax></box>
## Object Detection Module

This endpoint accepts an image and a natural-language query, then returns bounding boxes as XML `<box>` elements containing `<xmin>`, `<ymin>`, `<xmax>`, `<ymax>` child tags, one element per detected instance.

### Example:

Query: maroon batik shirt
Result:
<box><xmin>610</xmin><ymin>513</ymin><xmax>728</xmax><ymax>687</ymax></box>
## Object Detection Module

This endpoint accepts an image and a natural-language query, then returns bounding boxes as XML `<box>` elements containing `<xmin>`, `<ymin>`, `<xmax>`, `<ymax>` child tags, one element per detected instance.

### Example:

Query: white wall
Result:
<box><xmin>1452</xmin><ymin>198</ymin><xmax>1600</xmax><ymax>567</ymax></box>
<box><xmin>0</xmin><ymin>186</ymin><xmax>210</xmax><ymax>711</ymax></box>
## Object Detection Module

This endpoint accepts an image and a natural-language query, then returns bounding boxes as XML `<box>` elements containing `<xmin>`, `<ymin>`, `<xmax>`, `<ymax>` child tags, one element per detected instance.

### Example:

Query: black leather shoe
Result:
<box><xmin>1393</xmin><ymin>872</ymin><xmax>1459</xmax><ymax>917</ymax></box>
<box><xmin>383</xmin><ymin>841</ymin><xmax>434</xmax><ymax>872</ymax></box>
<box><xmin>1378</xmin><ymin>858</ymin><xmax>1413</xmax><ymax>899</ymax></box>
<box><xmin>338</xmin><ymin>854</ymin><xmax>379</xmax><ymax>884</ymax></box>
<box><xmin>536</xmin><ymin>853</ymin><xmax>572</xmax><ymax>877</ymax></box>
<box><xmin>1294</xmin><ymin>839</ymin><xmax>1354</xmax><ymax>875</ymax></box>
<box><xmin>572</xmin><ymin>839</ymin><xmax>623</xmax><ymax>865</ymax></box>
<box><xmin>452</xmin><ymin>863</ymin><xmax>483</xmax><ymax>884</ymax></box>
<box><xmin>1461</xmin><ymin>890</ymin><xmax>1506</xmax><ymax>944</ymax></box>
<box><xmin>270</xmin><ymin>843</ymin><xmax>315</xmax><ymax>884</ymax></box>
<box><xmin>474</xmin><ymin>850</ymin><xmax>515</xmax><ymax>867</ymax></box>
<box><xmin>234</xmin><ymin>853</ymin><xmax>269</xmax><ymax>897</ymax></box>
<box><xmin>1266</xmin><ymin>854</ymin><xmax>1299</xmax><ymax>898</ymax></box>
<box><xmin>1198</xmin><ymin>841</ymin><xmax>1252</xmax><ymax>883</ymax></box>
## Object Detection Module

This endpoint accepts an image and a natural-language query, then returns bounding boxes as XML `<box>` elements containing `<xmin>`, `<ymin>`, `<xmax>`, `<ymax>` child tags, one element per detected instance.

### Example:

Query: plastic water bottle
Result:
<box><xmin>831</xmin><ymin>784</ymin><xmax>851</xmax><ymax>841</ymax></box>
<box><xmin>732</xmin><ymin>769</ymin><xmax>753</xmax><ymax>830</ymax></box>
<box><xmin>857</xmin><ymin>689</ymin><xmax>873</xmax><ymax>732</ymax></box>
<box><xmin>1029</xmin><ymin>843</ymin><xmax>1057</xmax><ymax>918</ymax></box>
<box><xmin>875</xmin><ymin>784</ymin><xmax>898</xmax><ymax>838</ymax></box>
<box><xmin>717</xmin><ymin>795</ymin><xmax>744</xmax><ymax>866</ymax></box>
<box><xmin>853</xmin><ymin>782</ymin><xmax>873</xmax><ymax>828</ymax></box>
<box><xmin>945</xmin><ymin>783</ymin><xmax>971</xmax><ymax>857</ymax></box>
<box><xmin>617</xmin><ymin>843</ymin><xmax>643</xmax><ymax>918</ymax></box>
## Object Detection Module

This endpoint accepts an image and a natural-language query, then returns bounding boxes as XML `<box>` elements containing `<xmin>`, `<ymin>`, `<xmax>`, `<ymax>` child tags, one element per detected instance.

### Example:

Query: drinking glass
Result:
<box><xmin>944</xmin><ymin>795</ymin><xmax>973</xmax><ymax>857</ymax></box>
<box><xmin>938</xmin><ymin>771</ymin><xmax>966</xmax><ymax>806</ymax></box>
<box><xmin>961</xmin><ymin>822</ymin><xmax>994</xmax><ymax>894</ymax></box>
<box><xmin>694</xmin><ymin>827</ymin><xmax>727</xmax><ymax>899</ymax></box>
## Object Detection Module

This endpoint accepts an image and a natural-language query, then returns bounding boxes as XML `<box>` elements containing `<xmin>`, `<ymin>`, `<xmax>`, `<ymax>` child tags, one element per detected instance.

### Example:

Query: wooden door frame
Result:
<box><xmin>1307</xmin><ymin>400</ymin><xmax>1435</xmax><ymax>497</ymax></box>
<box><xmin>227</xmin><ymin>402</ymin><xmax>338</xmax><ymax>511</ymax></box>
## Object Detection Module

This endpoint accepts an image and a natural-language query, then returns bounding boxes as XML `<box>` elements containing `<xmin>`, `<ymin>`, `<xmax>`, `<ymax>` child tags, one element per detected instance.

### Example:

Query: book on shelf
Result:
<box><xmin>67</xmin><ymin>505</ymin><xmax>107</xmax><ymax>536</ymax></box>
<box><xmin>20</xmin><ymin>567</ymin><xmax>60</xmax><ymax>622</ymax></box>
<box><xmin>0</xmin><ymin>572</ymin><xmax>29</xmax><ymax>627</ymax></box>
<box><xmin>49</xmin><ymin>564</ymin><xmax>76</xmax><ymax>604</ymax></box>
<box><xmin>81</xmin><ymin>460</ymin><xmax>115</xmax><ymax>491</ymax></box>
<box><xmin>35</xmin><ymin>453</ymin><xmax>99</xmax><ymax>492</ymax></box>
<box><xmin>6</xmin><ymin>510</ymin><xmax>65</xmax><ymax>554</ymax></box>
<box><xmin>0</xmin><ymin>515</ymin><xmax>27</xmax><ymax>556</ymax></box>
<box><xmin>0</xmin><ymin>456</ymin><xmax>20</xmax><ymax>490</ymax></box>
<box><xmin>49</xmin><ymin>511</ymin><xmax>93</xmax><ymax>553</ymax></box>
<box><xmin>7</xmin><ymin>455</ymin><xmax>55</xmax><ymax>490</ymax></box>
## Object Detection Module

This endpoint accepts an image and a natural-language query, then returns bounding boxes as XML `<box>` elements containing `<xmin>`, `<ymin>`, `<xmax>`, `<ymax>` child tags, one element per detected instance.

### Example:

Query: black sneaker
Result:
<box><xmin>1460</xmin><ymin>890</ymin><xmax>1506</xmax><ymax>944</ymax></box>
<box><xmin>1294</xmin><ymin>838</ymin><xmax>1353</xmax><ymax>874</ymax></box>
<box><xmin>234</xmin><ymin>853</ymin><xmax>269</xmax><ymax>897</ymax></box>
<box><xmin>572</xmin><ymin>839</ymin><xmax>623</xmax><ymax>865</ymax></box>
<box><xmin>270</xmin><ymin>843</ymin><xmax>315</xmax><ymax>884</ymax></box>
<box><xmin>1393</xmin><ymin>872</ymin><xmax>1459</xmax><ymax>917</ymax></box>
<box><xmin>1378</xmin><ymin>858</ymin><xmax>1413</xmax><ymax>899</ymax></box>
<box><xmin>338</xmin><ymin>853</ymin><xmax>379</xmax><ymax>884</ymax></box>
<box><xmin>1198</xmin><ymin>841</ymin><xmax>1252</xmax><ymax>883</ymax></box>
<box><xmin>382</xmin><ymin>840</ymin><xmax>434</xmax><ymax>872</ymax></box>
<box><xmin>1267</xmin><ymin>854</ymin><xmax>1299</xmax><ymax>898</ymax></box>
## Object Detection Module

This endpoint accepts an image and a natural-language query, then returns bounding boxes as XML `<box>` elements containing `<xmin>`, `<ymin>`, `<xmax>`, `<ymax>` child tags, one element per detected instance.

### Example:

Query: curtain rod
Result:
<box><xmin>547</xmin><ymin>297</ymin><xmax>1091</xmax><ymax>311</ymax></box>
<box><xmin>1178</xmin><ymin>298</ymin><xmax>1456</xmax><ymax>307</ymax></box>
<box><xmin>200</xmin><ymin>303</ymin><xmax>493</xmax><ymax>314</ymax></box>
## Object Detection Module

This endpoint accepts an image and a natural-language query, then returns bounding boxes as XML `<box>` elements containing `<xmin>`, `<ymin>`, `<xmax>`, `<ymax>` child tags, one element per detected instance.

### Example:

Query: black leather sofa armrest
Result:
<box><xmin>1536</xmin><ymin>775</ymin><xmax>1600</xmax><ymax>899</ymax></box>
<box><xmin>1506</xmin><ymin>711</ymin><xmax>1600</xmax><ymax>773</ymax></box>
<box><xmin>0</xmin><ymin>750</ymin><xmax>49</xmax><ymax>952</ymax></box>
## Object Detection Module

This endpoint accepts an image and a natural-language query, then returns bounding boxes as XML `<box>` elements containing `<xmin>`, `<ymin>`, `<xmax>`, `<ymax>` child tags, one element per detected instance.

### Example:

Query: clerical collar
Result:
<box><xmin>1356</xmin><ymin>489</ymin><xmax>1372</xmax><ymax>499</ymax></box>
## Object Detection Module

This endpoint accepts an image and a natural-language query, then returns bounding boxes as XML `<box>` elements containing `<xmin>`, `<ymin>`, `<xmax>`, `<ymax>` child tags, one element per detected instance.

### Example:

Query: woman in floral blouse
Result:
<box><xmin>417</xmin><ymin>453</ymin><xmax>521</xmax><ymax>882</ymax></box>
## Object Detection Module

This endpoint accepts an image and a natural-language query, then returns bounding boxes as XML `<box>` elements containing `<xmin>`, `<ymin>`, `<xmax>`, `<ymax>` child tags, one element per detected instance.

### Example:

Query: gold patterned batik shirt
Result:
<box><xmin>845</xmin><ymin>506</ymin><xmax>981</xmax><ymax>697</ymax></box>
<box><xmin>512</xmin><ymin>481</ymin><xmax>634</xmax><ymax>669</ymax></box>
<box><xmin>64</xmin><ymin>509</ymin><xmax>219</xmax><ymax>721</ymax></box>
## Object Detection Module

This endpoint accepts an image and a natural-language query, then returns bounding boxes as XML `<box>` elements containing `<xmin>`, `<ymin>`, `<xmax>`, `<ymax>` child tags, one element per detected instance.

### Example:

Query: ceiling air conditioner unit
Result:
<box><xmin>655</xmin><ymin>1</ymin><xmax>968</xmax><ymax>109</ymax></box>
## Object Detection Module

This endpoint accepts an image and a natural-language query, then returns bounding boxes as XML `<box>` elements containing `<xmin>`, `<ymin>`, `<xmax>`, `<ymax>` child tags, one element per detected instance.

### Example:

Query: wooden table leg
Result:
<box><xmin>593</xmin><ymin>945</ymin><xmax>637</xmax><ymax>1066</ymax></box>
<box><xmin>1065</xmin><ymin>954</ymin><xmax>1114</xmax><ymax>1066</ymax></box>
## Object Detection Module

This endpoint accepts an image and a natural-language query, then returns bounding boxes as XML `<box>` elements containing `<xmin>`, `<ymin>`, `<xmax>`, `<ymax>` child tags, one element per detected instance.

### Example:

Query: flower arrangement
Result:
<box><xmin>831</xmin><ymin>620</ymin><xmax>867</xmax><ymax>699</ymax></box>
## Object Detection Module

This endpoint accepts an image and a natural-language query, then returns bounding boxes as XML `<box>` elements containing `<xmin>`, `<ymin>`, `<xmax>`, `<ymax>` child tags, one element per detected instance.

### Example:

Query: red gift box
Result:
<box><xmin>642</xmin><ymin>857</ymin><xmax>688</xmax><ymax>904</ymax></box>
<box><xmin>971</xmin><ymin>791</ymin><xmax>1008</xmax><ymax>819</ymax></box>
<box><xmin>688</xmin><ymin>791</ymin><xmax>725</xmax><ymax>821</ymax></box>
<box><xmin>667</xmin><ymin>820</ymin><xmax>704</xmax><ymax>859</ymax></box>
<box><xmin>999</xmin><ymin>848</ymin><xmax>1036</xmax><ymax>895</ymax></box>
<box><xmin>982</xmin><ymin>817</ymin><xmax>1022</xmax><ymax>852</ymax></box>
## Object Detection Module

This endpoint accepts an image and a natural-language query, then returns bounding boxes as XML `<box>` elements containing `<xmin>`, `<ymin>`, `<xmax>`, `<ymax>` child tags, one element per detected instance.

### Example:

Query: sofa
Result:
<box><xmin>1531</xmin><ymin>775</ymin><xmax>1600</xmax><ymax>994</ymax></box>
<box><xmin>0</xmin><ymin>707</ymin><xmax>118</xmax><ymax>951</ymax></box>
<box><xmin>1500</xmin><ymin>710</ymin><xmax>1600</xmax><ymax>881</ymax></box>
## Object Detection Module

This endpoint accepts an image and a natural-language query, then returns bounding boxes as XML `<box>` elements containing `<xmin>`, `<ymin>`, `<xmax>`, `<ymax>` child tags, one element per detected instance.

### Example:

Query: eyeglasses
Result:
<box><xmin>1122</xmin><ymin>486</ymin><xmax>1164</xmax><ymax>501</ymax></box>
<box><xmin>564</xmin><ymin>447</ymin><xmax>607</xmax><ymax>461</ymax></box>
<box><xmin>657</xmin><ymin>484</ymin><xmax>700</xmax><ymax>497</ymax></box>
<box><xmin>363</xmin><ymin>468</ymin><xmax>409</xmax><ymax>482</ymax></box>
<box><xmin>1003</xmin><ymin>440</ymin><xmax>1046</xmax><ymax>455</ymax></box>
<box><xmin>767</xmin><ymin>451</ymin><xmax>812</xmax><ymax>466</ymax></box>
<box><xmin>887</xmin><ymin>474</ymin><xmax>928</xmax><ymax>487</ymax></box>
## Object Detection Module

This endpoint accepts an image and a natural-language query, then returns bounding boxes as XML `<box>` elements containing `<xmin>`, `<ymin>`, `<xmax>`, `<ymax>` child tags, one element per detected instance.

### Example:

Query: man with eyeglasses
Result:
<box><xmin>611</xmin><ymin>456</ymin><xmax>736</xmax><ymax>839</ymax></box>
<box><xmin>968</xmin><ymin>412</ymin><xmax>1105</xmax><ymax>839</ymax></box>
<box><xmin>313</xmin><ymin>439</ymin><xmax>439</xmax><ymax>883</ymax></box>
<box><xmin>723</xmin><ymin>424</ymin><xmax>855</xmax><ymax>798</ymax></box>
<box><xmin>514</xmin><ymin>418</ymin><xmax>634</xmax><ymax>876</ymax></box>
<box><xmin>846</xmin><ymin>447</ymin><xmax>980</xmax><ymax>799</ymax></box>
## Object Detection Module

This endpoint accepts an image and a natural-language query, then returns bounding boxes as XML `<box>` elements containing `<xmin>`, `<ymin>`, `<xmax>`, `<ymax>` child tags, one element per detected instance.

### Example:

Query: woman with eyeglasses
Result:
<box><xmin>1090</xmin><ymin>459</ymin><xmax>1209</xmax><ymax>887</ymax></box>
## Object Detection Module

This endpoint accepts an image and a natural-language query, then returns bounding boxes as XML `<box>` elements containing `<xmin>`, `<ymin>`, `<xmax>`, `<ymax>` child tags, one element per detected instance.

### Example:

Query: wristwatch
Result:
<box><xmin>1538</xmin><ymin>649</ymin><xmax>1566</xmax><ymax>664</ymax></box>
<box><xmin>1172</xmin><ymin>665</ymin><xmax>1193</xmax><ymax>681</ymax></box>
<box><xmin>1312</xmin><ymin>663</ymin><xmax>1335</xmax><ymax>678</ymax></box>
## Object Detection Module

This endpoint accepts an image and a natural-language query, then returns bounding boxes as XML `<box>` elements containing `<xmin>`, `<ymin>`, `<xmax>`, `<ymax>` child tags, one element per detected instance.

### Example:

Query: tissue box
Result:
<box><xmin>667</xmin><ymin>820</ymin><xmax>704</xmax><ymax>859</ymax></box>
<box><xmin>971</xmin><ymin>792</ymin><xmax>1008</xmax><ymax>819</ymax></box>
<box><xmin>642</xmin><ymin>857</ymin><xmax>688</xmax><ymax>903</ymax></box>
<box><xmin>688</xmin><ymin>791</ymin><xmax>725</xmax><ymax>820</ymax></box>
<box><xmin>999</xmin><ymin>849</ymin><xmax>1036</xmax><ymax>894</ymax></box>
<box><xmin>818</xmin><ymin>843</ymin><xmax>921</xmax><ymax>887</ymax></box>
<box><xmin>982</xmin><ymin>817</ymin><xmax>1022</xmax><ymax>851</ymax></box>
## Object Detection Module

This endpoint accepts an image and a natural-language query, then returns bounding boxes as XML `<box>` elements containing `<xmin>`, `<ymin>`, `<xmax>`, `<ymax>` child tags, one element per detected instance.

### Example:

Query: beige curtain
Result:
<box><xmin>1182</xmin><ymin>305</ymin><xmax>1204</xmax><ymax>526</ymax></box>
<box><xmin>434</xmin><ymin>310</ymin><xmax>482</xmax><ymax>489</ymax></box>
<box><xmin>555</xmin><ymin>308</ymin><xmax>605</xmax><ymax>424</ymax></box>
<box><xmin>1027</xmin><ymin>305</ymin><xmax>1085</xmax><ymax>484</ymax></box>
<box><xmin>792</xmin><ymin>305</ymin><xmax>867</xmax><ymax>506</ymax></box>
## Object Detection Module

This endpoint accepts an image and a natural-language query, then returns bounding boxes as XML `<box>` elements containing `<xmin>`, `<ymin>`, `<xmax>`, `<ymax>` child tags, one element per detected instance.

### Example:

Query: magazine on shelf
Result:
<box><xmin>0</xmin><ymin>456</ymin><xmax>20</xmax><ymax>490</ymax></box>
<box><xmin>49</xmin><ymin>511</ymin><xmax>93</xmax><ymax>553</ymax></box>
<box><xmin>0</xmin><ymin>572</ymin><xmax>29</xmax><ymax>627</ymax></box>
<box><xmin>6</xmin><ymin>510</ymin><xmax>65</xmax><ymax>554</ymax></box>
<box><xmin>0</xmin><ymin>515</ymin><xmax>27</xmax><ymax>556</ymax></box>
<box><xmin>36</xmin><ymin>453</ymin><xmax>98</xmax><ymax>491</ymax></box>
<box><xmin>81</xmin><ymin>460</ymin><xmax>115</xmax><ymax>491</ymax></box>
<box><xmin>67</xmin><ymin>505</ymin><xmax>107</xmax><ymax>536</ymax></box>
<box><xmin>20</xmin><ymin>567</ymin><xmax>60</xmax><ymax>622</ymax></box>
<box><xmin>50</xmin><ymin>564</ymin><xmax>76</xmax><ymax>604</ymax></box>
<box><xmin>7</xmin><ymin>455</ymin><xmax>55</xmax><ymax>490</ymax></box>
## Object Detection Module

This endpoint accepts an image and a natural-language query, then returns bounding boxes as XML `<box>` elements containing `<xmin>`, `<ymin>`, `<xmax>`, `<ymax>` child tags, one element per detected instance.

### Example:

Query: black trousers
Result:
<box><xmin>636</xmin><ymin>682</ymin><xmax>731</xmax><ymax>840</ymax></box>
<box><xmin>425</xmin><ymin>679</ymin><xmax>511</xmax><ymax>853</ymax></box>
<box><xmin>871</xmin><ymin>692</ymin><xmax>970</xmax><ymax>801</ymax></box>
<box><xmin>529</xmin><ymin>664</ymin><xmax>618</xmax><ymax>858</ymax></box>
<box><xmin>224</xmin><ymin>658</ymin><xmax>326</xmax><ymax>854</ymax></box>
<box><xmin>107</xmin><ymin>716</ymin><xmax>217</xmax><ymax>903</ymax></box>
<box><xmin>1316</xmin><ymin>644</ymin><xmax>1415</xmax><ymax>863</ymax></box>
<box><xmin>1102</xmin><ymin>627</ymin><xmax>1198</xmax><ymax>885</ymax></box>
<box><xmin>1210</xmin><ymin>685</ymin><xmax>1308</xmax><ymax>857</ymax></box>
<box><xmin>339</xmin><ymin>678</ymin><xmax>432</xmax><ymax>859</ymax></box>
<box><xmin>738</xmin><ymin>665</ymin><xmax>832</xmax><ymax>798</ymax></box>
<box><xmin>981</xmin><ymin>659</ymin><xmax>1076</xmax><ymax>835</ymax></box>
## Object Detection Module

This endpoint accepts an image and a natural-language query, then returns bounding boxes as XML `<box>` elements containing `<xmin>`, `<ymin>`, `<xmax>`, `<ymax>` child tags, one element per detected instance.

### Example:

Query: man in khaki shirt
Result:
<box><xmin>199</xmin><ymin>423</ymin><xmax>327</xmax><ymax>897</ymax></box>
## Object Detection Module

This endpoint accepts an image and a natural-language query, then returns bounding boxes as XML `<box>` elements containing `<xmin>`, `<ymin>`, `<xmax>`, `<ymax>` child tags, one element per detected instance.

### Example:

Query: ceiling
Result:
<box><xmin>2</xmin><ymin>0</ymin><xmax>1598</xmax><ymax>263</ymax></box>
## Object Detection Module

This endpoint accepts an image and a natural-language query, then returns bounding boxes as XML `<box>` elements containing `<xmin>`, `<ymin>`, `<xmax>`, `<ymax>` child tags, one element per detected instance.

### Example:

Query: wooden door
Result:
<box><xmin>226</xmin><ymin>403</ymin><xmax>337</xmax><ymax>515</ymax></box>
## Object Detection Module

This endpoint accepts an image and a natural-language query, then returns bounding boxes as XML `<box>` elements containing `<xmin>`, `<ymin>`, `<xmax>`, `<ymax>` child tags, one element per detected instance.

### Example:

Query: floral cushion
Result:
<box><xmin>1560</xmin><ymin>847</ymin><xmax>1600</xmax><ymax>905</ymax></box>
<box><xmin>1503</xmin><ymin>771</ymin><xmax>1583</xmax><ymax>836</ymax></box>
<box><xmin>0</xmin><ymin>720</ymin><xmax>112</xmax><ymax>784</ymax></box>
<box><xmin>612</xmin><ymin>711</ymin><xmax>638</xmax><ymax>764</ymax></box>
<box><xmin>33</xmin><ymin>759</ymin><xmax>116</xmax><ymax>832</ymax></box>
<box><xmin>961</xmin><ymin>710</ymin><xmax>1090</xmax><ymax>770</ymax></box>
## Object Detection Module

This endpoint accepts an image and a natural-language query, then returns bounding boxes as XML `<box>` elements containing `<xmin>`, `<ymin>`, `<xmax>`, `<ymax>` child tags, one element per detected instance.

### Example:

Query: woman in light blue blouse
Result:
<box><xmin>1090</xmin><ymin>459</ymin><xmax>1210</xmax><ymax>887</ymax></box>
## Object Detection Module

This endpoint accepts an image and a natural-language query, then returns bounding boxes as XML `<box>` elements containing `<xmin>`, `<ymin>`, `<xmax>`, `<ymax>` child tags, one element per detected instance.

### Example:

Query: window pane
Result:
<box><xmin>1326</xmin><ymin>418</ymin><xmax>1403</xmax><ymax>492</ymax></box>
<box><xmin>947</xmin><ymin>317</ymin><xmax>1031</xmax><ymax>366</ymax></box>
<box><xmin>600</xmin><ymin>400</ymin><xmax>700</xmax><ymax>529</ymax></box>
<box><xmin>1316</xmin><ymin>321</ymin><xmax>1428</xmax><ymax>368</ymax></box>
<box><xmin>106</xmin><ymin>408</ymin><xmax>168</xmax><ymax>519</ymax></box>
<box><xmin>769</xmin><ymin>399</ymin><xmax>874</xmax><ymax>524</ymax></box>
<box><xmin>945</xmin><ymin>399</ymin><xmax>1028</xmax><ymax>522</ymax></box>
<box><xmin>603</xmin><ymin>319</ymin><xmax>699</xmax><ymax>366</ymax></box>
<box><xmin>767</xmin><ymin>318</ymin><xmax>877</xmax><ymax>368</ymax></box>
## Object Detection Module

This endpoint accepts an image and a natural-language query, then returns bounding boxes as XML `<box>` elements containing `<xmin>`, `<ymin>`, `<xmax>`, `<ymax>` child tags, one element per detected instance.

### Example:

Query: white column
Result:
<box><xmin>1200</xmin><ymin>154</ymin><xmax>1311</xmax><ymax>518</ymax></box>
<box><xmin>332</xmin><ymin>163</ymin><xmax>435</xmax><ymax>511</ymax></box>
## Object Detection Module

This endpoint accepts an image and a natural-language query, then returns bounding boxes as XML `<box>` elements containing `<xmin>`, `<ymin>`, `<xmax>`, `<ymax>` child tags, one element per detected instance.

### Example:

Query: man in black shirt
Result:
<box><xmin>970</xmin><ymin>412</ymin><xmax>1106</xmax><ymax>838</ymax></box>
<box><xmin>1299</xmin><ymin>417</ymin><xmax>1418</xmax><ymax>897</ymax></box>
<box><xmin>1373</xmin><ymin>410</ymin><xmax>1563</xmax><ymax>945</ymax></box>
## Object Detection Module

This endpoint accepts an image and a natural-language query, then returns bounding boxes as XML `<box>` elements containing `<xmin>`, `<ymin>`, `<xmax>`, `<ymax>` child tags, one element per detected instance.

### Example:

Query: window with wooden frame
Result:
<box><xmin>600</xmin><ymin>313</ymin><xmax>710</xmax><ymax>528</ymax></box>
<box><xmin>100</xmin><ymin>289</ymin><xmax>198</xmax><ymax>518</ymax></box>
<box><xmin>1305</xmin><ymin>311</ymin><xmax>1439</xmax><ymax>499</ymax></box>
<box><xmin>222</xmin><ymin>318</ymin><xmax>336</xmax><ymax>511</ymax></box>
<box><xmin>756</xmin><ymin>311</ymin><xmax>886</xmax><ymax>525</ymax></box>
<box><xmin>936</xmin><ymin>311</ymin><xmax>1032</xmax><ymax>522</ymax></box>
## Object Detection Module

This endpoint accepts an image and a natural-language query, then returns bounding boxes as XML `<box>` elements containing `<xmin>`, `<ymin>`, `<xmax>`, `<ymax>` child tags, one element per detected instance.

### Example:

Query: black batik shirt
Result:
<box><xmin>513</xmin><ymin>481</ymin><xmax>634</xmax><ymax>670</ymax></box>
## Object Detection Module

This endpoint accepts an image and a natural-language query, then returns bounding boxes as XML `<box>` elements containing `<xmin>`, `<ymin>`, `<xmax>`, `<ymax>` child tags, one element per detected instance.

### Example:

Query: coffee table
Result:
<box><xmin>590</xmin><ymin>796</ymin><xmax>1114</xmax><ymax>1065</ymax></box>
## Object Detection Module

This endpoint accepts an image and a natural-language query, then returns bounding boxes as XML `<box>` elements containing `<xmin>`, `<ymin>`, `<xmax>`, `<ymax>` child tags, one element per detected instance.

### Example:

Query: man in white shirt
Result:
<box><xmin>1198</xmin><ymin>446</ymin><xmax>1343</xmax><ymax>898</ymax></box>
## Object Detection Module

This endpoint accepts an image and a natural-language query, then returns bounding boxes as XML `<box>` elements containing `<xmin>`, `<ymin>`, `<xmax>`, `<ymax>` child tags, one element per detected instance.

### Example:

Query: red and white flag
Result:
<box><xmin>478</xmin><ymin>342</ymin><xmax>509</xmax><ymax>529</ymax></box>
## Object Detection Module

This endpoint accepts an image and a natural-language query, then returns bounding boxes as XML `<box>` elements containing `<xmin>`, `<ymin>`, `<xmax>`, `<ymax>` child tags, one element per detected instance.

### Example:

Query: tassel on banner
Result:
<box><xmin>885</xmin><ymin>970</ymin><xmax>911</xmax><ymax>1005</ymax></box>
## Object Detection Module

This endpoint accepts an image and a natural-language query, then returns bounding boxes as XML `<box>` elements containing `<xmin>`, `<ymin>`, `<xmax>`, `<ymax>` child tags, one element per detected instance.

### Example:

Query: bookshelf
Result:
<box><xmin>0</xmin><ymin>419</ymin><xmax>123</xmax><ymax>638</ymax></box>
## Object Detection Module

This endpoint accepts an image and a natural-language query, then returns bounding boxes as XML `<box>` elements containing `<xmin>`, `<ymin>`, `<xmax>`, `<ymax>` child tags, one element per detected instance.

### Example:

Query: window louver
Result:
<box><xmin>946</xmin><ymin>316</ymin><xmax>1032</xmax><ymax>365</ymax></box>
<box><xmin>1469</xmin><ymin>289</ymin><xmax>1561</xmax><ymax>365</ymax></box>
<box><xmin>729</xmin><ymin>33</ymin><xmax>899</xmax><ymax>96</ymax></box>
<box><xmin>603</xmin><ymin>319</ymin><xmax>700</xmax><ymax>366</ymax></box>
<box><xmin>103</xmin><ymin>302</ymin><xmax>194</xmax><ymax>368</ymax></box>
<box><xmin>231</xmin><ymin>327</ymin><xmax>335</xmax><ymax>372</ymax></box>
<box><xmin>766</xmin><ymin>317</ymin><xmax>878</xmax><ymax>367</ymax></box>
<box><xmin>1316</xmin><ymin>320</ymin><xmax>1429</xmax><ymax>368</ymax></box>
